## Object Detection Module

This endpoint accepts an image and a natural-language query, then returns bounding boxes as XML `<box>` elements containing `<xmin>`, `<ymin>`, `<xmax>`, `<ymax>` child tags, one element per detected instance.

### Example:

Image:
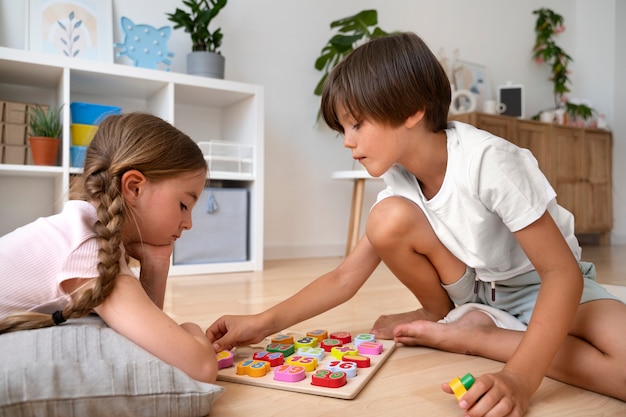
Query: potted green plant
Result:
<box><xmin>313</xmin><ymin>10</ymin><xmax>390</xmax><ymax>98</ymax></box>
<box><xmin>27</xmin><ymin>105</ymin><xmax>63</xmax><ymax>166</ymax></box>
<box><xmin>166</xmin><ymin>0</ymin><xmax>228</xmax><ymax>78</ymax></box>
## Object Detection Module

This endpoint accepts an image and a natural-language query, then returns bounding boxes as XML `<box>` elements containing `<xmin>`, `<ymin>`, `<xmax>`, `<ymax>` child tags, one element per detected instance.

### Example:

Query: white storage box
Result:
<box><xmin>198</xmin><ymin>141</ymin><xmax>254</xmax><ymax>180</ymax></box>
<box><xmin>173</xmin><ymin>188</ymin><xmax>249</xmax><ymax>264</ymax></box>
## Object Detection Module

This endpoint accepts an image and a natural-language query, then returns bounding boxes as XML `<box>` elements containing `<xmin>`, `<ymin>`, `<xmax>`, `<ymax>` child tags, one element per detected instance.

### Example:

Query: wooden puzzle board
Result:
<box><xmin>217</xmin><ymin>332</ymin><xmax>396</xmax><ymax>400</ymax></box>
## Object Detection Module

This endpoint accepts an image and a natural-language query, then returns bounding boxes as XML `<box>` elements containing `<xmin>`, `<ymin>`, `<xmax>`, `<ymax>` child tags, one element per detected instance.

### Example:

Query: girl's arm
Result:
<box><xmin>207</xmin><ymin>236</ymin><xmax>381</xmax><ymax>352</ymax></box>
<box><xmin>463</xmin><ymin>211</ymin><xmax>583</xmax><ymax>414</ymax></box>
<box><xmin>124</xmin><ymin>241</ymin><xmax>173</xmax><ymax>309</ymax></box>
<box><xmin>94</xmin><ymin>273</ymin><xmax>218</xmax><ymax>383</ymax></box>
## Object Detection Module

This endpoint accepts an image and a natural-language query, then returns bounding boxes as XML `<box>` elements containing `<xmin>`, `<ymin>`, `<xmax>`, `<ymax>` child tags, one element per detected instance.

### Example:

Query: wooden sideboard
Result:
<box><xmin>451</xmin><ymin>112</ymin><xmax>612</xmax><ymax>244</ymax></box>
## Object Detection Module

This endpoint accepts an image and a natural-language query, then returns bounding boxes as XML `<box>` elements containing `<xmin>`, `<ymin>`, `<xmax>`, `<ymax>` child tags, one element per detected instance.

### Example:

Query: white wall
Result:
<box><xmin>1</xmin><ymin>0</ymin><xmax>624</xmax><ymax>256</ymax></box>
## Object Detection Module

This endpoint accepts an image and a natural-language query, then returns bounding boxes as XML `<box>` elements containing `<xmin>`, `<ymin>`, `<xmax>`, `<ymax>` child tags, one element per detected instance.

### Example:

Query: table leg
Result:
<box><xmin>345</xmin><ymin>178</ymin><xmax>365</xmax><ymax>256</ymax></box>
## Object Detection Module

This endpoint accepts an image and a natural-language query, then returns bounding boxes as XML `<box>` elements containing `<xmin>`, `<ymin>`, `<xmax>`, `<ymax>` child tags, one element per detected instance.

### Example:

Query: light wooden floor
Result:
<box><xmin>164</xmin><ymin>245</ymin><xmax>626</xmax><ymax>416</ymax></box>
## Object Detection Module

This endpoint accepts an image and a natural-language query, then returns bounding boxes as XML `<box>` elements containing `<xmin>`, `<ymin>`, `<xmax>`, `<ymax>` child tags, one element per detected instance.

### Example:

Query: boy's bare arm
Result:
<box><xmin>207</xmin><ymin>237</ymin><xmax>381</xmax><ymax>351</ymax></box>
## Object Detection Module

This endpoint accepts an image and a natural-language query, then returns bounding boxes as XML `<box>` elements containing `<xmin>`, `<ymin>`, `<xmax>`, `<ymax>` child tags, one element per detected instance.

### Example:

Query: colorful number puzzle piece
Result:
<box><xmin>353</xmin><ymin>333</ymin><xmax>376</xmax><ymax>346</ymax></box>
<box><xmin>294</xmin><ymin>336</ymin><xmax>318</xmax><ymax>349</ymax></box>
<box><xmin>267</xmin><ymin>342</ymin><xmax>295</xmax><ymax>357</ymax></box>
<box><xmin>253</xmin><ymin>350</ymin><xmax>284</xmax><ymax>367</ymax></box>
<box><xmin>358</xmin><ymin>341</ymin><xmax>384</xmax><ymax>355</ymax></box>
<box><xmin>271</xmin><ymin>334</ymin><xmax>294</xmax><ymax>344</ymax></box>
<box><xmin>343</xmin><ymin>354</ymin><xmax>371</xmax><ymax>368</ymax></box>
<box><xmin>306</xmin><ymin>329</ymin><xmax>328</xmax><ymax>341</ymax></box>
<box><xmin>216</xmin><ymin>350</ymin><xmax>234</xmax><ymax>369</ymax></box>
<box><xmin>273</xmin><ymin>364</ymin><xmax>306</xmax><ymax>382</ymax></box>
<box><xmin>311</xmin><ymin>369</ymin><xmax>347</xmax><ymax>388</ymax></box>
<box><xmin>321</xmin><ymin>338</ymin><xmax>343</xmax><ymax>352</ymax></box>
<box><xmin>285</xmin><ymin>355</ymin><xmax>318</xmax><ymax>372</ymax></box>
<box><xmin>326</xmin><ymin>360</ymin><xmax>358</xmax><ymax>378</ymax></box>
<box><xmin>331</xmin><ymin>345</ymin><xmax>358</xmax><ymax>360</ymax></box>
<box><xmin>297</xmin><ymin>346</ymin><xmax>325</xmax><ymax>362</ymax></box>
<box><xmin>329</xmin><ymin>331</ymin><xmax>352</xmax><ymax>344</ymax></box>
<box><xmin>236</xmin><ymin>359</ymin><xmax>271</xmax><ymax>377</ymax></box>
<box><xmin>449</xmin><ymin>373</ymin><xmax>476</xmax><ymax>400</ymax></box>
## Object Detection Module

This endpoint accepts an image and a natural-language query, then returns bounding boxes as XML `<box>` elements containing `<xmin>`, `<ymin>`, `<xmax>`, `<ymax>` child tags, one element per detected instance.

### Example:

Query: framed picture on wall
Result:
<box><xmin>27</xmin><ymin>0</ymin><xmax>113</xmax><ymax>63</ymax></box>
<box><xmin>453</xmin><ymin>61</ymin><xmax>493</xmax><ymax>111</ymax></box>
<box><xmin>497</xmin><ymin>84</ymin><xmax>525</xmax><ymax>118</ymax></box>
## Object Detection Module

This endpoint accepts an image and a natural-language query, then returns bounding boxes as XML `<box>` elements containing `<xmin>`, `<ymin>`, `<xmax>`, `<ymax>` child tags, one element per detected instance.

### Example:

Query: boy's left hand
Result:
<box><xmin>443</xmin><ymin>370</ymin><xmax>530</xmax><ymax>417</ymax></box>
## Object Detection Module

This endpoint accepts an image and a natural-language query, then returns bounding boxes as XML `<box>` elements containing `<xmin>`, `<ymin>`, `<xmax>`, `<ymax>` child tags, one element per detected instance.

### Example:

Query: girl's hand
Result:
<box><xmin>443</xmin><ymin>370</ymin><xmax>531</xmax><ymax>417</ymax></box>
<box><xmin>206</xmin><ymin>314</ymin><xmax>268</xmax><ymax>352</ymax></box>
<box><xmin>124</xmin><ymin>241</ymin><xmax>173</xmax><ymax>266</ymax></box>
<box><xmin>124</xmin><ymin>241</ymin><xmax>173</xmax><ymax>308</ymax></box>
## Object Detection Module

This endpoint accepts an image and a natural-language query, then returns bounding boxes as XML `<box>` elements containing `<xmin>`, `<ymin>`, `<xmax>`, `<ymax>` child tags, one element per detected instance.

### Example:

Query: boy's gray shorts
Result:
<box><xmin>442</xmin><ymin>262</ymin><xmax>621</xmax><ymax>325</ymax></box>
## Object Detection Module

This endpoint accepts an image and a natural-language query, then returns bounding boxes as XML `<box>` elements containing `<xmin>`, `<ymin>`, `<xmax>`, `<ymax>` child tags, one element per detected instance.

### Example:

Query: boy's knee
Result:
<box><xmin>367</xmin><ymin>197</ymin><xmax>432</xmax><ymax>247</ymax></box>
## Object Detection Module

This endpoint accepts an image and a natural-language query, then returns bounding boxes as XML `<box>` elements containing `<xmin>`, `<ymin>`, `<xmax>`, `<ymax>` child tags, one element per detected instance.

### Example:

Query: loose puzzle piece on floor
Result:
<box><xmin>216</xmin><ymin>330</ymin><xmax>396</xmax><ymax>399</ymax></box>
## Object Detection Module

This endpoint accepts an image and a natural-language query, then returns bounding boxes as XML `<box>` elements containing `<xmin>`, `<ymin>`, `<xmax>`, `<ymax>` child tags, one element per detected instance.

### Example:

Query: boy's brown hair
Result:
<box><xmin>321</xmin><ymin>32</ymin><xmax>451</xmax><ymax>133</ymax></box>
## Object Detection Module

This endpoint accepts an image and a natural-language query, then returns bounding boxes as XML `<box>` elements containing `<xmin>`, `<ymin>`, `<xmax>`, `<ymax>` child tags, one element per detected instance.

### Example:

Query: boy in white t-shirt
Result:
<box><xmin>207</xmin><ymin>32</ymin><xmax>626</xmax><ymax>416</ymax></box>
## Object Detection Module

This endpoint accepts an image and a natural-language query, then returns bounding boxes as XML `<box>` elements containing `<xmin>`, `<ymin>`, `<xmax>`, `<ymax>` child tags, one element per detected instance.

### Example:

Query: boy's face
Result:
<box><xmin>336</xmin><ymin>105</ymin><xmax>409</xmax><ymax>178</ymax></box>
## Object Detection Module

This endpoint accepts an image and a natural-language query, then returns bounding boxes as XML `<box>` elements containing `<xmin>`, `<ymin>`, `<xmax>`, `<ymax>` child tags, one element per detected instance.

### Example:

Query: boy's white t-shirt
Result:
<box><xmin>0</xmin><ymin>200</ymin><xmax>132</xmax><ymax>318</ymax></box>
<box><xmin>375</xmin><ymin>121</ymin><xmax>581</xmax><ymax>282</ymax></box>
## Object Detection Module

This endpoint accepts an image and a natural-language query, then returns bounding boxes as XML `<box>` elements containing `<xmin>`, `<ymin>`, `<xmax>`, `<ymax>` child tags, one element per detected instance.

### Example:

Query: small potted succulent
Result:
<box><xmin>166</xmin><ymin>0</ymin><xmax>228</xmax><ymax>78</ymax></box>
<box><xmin>27</xmin><ymin>105</ymin><xmax>63</xmax><ymax>166</ymax></box>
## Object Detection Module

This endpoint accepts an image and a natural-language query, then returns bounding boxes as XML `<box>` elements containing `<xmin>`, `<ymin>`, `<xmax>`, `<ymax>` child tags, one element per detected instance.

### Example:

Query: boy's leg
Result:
<box><xmin>394</xmin><ymin>299</ymin><xmax>626</xmax><ymax>401</ymax></box>
<box><xmin>366</xmin><ymin>197</ymin><xmax>465</xmax><ymax>338</ymax></box>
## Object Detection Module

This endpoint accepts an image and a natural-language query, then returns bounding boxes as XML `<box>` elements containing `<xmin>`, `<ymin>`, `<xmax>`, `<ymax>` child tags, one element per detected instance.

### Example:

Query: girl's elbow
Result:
<box><xmin>190</xmin><ymin>356</ymin><xmax>218</xmax><ymax>384</ymax></box>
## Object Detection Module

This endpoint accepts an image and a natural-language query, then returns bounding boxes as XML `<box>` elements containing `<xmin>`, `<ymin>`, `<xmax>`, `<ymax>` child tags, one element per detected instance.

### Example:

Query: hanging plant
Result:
<box><xmin>532</xmin><ymin>8</ymin><xmax>595</xmax><ymax>122</ymax></box>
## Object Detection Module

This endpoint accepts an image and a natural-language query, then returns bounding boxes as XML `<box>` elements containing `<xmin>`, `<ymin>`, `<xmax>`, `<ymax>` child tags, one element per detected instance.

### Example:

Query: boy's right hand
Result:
<box><xmin>206</xmin><ymin>314</ymin><xmax>268</xmax><ymax>352</ymax></box>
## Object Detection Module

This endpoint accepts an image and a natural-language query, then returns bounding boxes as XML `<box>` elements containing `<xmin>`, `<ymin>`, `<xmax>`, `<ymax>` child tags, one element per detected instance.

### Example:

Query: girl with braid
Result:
<box><xmin>0</xmin><ymin>112</ymin><xmax>217</xmax><ymax>383</ymax></box>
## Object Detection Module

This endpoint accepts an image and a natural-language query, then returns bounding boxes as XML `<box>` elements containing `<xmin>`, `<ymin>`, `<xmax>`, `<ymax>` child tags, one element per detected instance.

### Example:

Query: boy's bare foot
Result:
<box><xmin>393</xmin><ymin>310</ymin><xmax>497</xmax><ymax>353</ymax></box>
<box><xmin>370</xmin><ymin>308</ymin><xmax>440</xmax><ymax>339</ymax></box>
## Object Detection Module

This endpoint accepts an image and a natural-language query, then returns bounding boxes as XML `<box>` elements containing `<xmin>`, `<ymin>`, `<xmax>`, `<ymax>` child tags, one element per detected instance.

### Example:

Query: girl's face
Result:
<box><xmin>129</xmin><ymin>168</ymin><xmax>207</xmax><ymax>246</ymax></box>
<box><xmin>337</xmin><ymin>106</ymin><xmax>408</xmax><ymax>178</ymax></box>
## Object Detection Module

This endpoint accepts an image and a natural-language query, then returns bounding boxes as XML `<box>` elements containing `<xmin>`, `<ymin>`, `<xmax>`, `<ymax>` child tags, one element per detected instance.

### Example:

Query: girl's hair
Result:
<box><xmin>321</xmin><ymin>32</ymin><xmax>451</xmax><ymax>134</ymax></box>
<box><xmin>0</xmin><ymin>112</ymin><xmax>207</xmax><ymax>333</ymax></box>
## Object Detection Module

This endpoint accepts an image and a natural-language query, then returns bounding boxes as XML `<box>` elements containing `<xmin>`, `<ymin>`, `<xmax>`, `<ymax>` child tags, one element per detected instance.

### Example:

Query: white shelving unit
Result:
<box><xmin>0</xmin><ymin>47</ymin><xmax>264</xmax><ymax>275</ymax></box>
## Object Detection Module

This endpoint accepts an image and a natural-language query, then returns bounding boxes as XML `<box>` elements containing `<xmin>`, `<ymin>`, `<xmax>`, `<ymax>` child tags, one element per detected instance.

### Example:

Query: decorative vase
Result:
<box><xmin>29</xmin><ymin>136</ymin><xmax>60</xmax><ymax>166</ymax></box>
<box><xmin>186</xmin><ymin>51</ymin><xmax>225</xmax><ymax>79</ymax></box>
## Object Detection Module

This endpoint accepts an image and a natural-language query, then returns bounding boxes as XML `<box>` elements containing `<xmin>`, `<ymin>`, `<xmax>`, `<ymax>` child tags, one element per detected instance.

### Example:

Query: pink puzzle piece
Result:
<box><xmin>274</xmin><ymin>364</ymin><xmax>306</xmax><ymax>382</ymax></box>
<box><xmin>217</xmin><ymin>350</ymin><xmax>234</xmax><ymax>369</ymax></box>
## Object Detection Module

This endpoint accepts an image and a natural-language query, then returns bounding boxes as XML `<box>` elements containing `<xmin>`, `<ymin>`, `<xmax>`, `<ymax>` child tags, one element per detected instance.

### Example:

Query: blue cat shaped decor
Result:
<box><xmin>115</xmin><ymin>17</ymin><xmax>174</xmax><ymax>70</ymax></box>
